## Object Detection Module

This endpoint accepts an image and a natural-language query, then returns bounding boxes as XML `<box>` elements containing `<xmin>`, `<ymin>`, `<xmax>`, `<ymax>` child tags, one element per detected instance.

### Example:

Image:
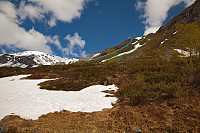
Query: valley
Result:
<box><xmin>0</xmin><ymin>0</ymin><xmax>200</xmax><ymax>132</ymax></box>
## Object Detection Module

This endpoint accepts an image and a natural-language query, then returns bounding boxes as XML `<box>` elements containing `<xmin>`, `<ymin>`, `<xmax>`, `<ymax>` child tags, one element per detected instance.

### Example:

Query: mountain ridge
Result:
<box><xmin>0</xmin><ymin>51</ymin><xmax>78</xmax><ymax>68</ymax></box>
<box><xmin>80</xmin><ymin>0</ymin><xmax>200</xmax><ymax>62</ymax></box>
<box><xmin>0</xmin><ymin>1</ymin><xmax>200</xmax><ymax>132</ymax></box>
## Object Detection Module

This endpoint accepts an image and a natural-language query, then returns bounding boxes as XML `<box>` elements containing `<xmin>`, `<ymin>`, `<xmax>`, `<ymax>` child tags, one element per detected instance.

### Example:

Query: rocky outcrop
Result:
<box><xmin>0</xmin><ymin>54</ymin><xmax>38</xmax><ymax>67</ymax></box>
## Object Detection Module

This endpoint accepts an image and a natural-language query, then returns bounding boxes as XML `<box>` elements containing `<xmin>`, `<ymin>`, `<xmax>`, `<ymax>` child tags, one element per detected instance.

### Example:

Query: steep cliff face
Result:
<box><xmin>157</xmin><ymin>0</ymin><xmax>200</xmax><ymax>34</ymax></box>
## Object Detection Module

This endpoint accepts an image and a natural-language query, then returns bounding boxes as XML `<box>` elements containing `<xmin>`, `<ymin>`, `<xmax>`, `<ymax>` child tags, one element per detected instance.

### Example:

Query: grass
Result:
<box><xmin>0</xmin><ymin>52</ymin><xmax>200</xmax><ymax>132</ymax></box>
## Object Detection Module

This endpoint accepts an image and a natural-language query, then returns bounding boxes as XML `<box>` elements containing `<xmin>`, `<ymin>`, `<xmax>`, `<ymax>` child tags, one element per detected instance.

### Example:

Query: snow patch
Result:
<box><xmin>90</xmin><ymin>53</ymin><xmax>100</xmax><ymax>60</ymax></box>
<box><xmin>174</xmin><ymin>49</ymin><xmax>199</xmax><ymax>57</ymax></box>
<box><xmin>160</xmin><ymin>39</ymin><xmax>168</xmax><ymax>45</ymax></box>
<box><xmin>101</xmin><ymin>43</ymin><xmax>143</xmax><ymax>62</ymax></box>
<box><xmin>135</xmin><ymin>37</ymin><xmax>142</xmax><ymax>40</ymax></box>
<box><xmin>0</xmin><ymin>75</ymin><xmax>118</xmax><ymax>120</ymax></box>
<box><xmin>173</xmin><ymin>31</ymin><xmax>177</xmax><ymax>34</ymax></box>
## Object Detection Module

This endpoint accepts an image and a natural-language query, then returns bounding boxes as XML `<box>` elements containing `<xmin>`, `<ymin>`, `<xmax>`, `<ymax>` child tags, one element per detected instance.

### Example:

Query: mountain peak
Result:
<box><xmin>0</xmin><ymin>51</ymin><xmax>78</xmax><ymax>68</ymax></box>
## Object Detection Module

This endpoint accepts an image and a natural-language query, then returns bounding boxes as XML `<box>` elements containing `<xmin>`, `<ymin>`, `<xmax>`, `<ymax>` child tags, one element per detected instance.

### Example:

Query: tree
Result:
<box><xmin>175</xmin><ymin>22</ymin><xmax>200</xmax><ymax>63</ymax></box>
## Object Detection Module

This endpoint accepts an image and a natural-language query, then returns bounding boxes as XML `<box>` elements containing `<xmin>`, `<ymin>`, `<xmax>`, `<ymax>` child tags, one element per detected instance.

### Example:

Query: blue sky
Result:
<box><xmin>0</xmin><ymin>0</ymin><xmax>196</xmax><ymax>58</ymax></box>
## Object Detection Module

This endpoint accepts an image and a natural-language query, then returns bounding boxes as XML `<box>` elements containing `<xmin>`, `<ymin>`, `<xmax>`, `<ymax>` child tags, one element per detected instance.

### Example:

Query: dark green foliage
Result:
<box><xmin>0</xmin><ymin>67</ymin><xmax>32</xmax><ymax>78</ymax></box>
<box><xmin>39</xmin><ymin>79</ymin><xmax>91</xmax><ymax>91</ymax></box>
<box><xmin>116</xmin><ymin>57</ymin><xmax>200</xmax><ymax>105</ymax></box>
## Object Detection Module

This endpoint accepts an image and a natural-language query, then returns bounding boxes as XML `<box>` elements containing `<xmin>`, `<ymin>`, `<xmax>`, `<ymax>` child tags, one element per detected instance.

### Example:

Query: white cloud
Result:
<box><xmin>0</xmin><ymin>1</ymin><xmax>17</xmax><ymax>21</ymax></box>
<box><xmin>136</xmin><ymin>0</ymin><xmax>196</xmax><ymax>35</ymax></box>
<box><xmin>62</xmin><ymin>32</ymin><xmax>86</xmax><ymax>57</ymax></box>
<box><xmin>20</xmin><ymin>0</ymin><xmax>90</xmax><ymax>26</ymax></box>
<box><xmin>0</xmin><ymin>1</ymin><xmax>90</xmax><ymax>57</ymax></box>
<box><xmin>135</xmin><ymin>1</ymin><xmax>145</xmax><ymax>11</ymax></box>
<box><xmin>48</xmin><ymin>17</ymin><xmax>57</xmax><ymax>27</ymax></box>
<box><xmin>144</xmin><ymin>26</ymin><xmax>161</xmax><ymax>35</ymax></box>
<box><xmin>46</xmin><ymin>35</ymin><xmax>62</xmax><ymax>50</ymax></box>
<box><xmin>80</xmin><ymin>51</ymin><xmax>87</xmax><ymax>57</ymax></box>
<box><xmin>184</xmin><ymin>0</ymin><xmax>196</xmax><ymax>6</ymax></box>
<box><xmin>65</xmin><ymin>33</ymin><xmax>86</xmax><ymax>49</ymax></box>
<box><xmin>17</xmin><ymin>1</ymin><xmax>46</xmax><ymax>21</ymax></box>
<box><xmin>0</xmin><ymin>1</ymin><xmax>54</xmax><ymax>54</ymax></box>
<box><xmin>0</xmin><ymin>13</ymin><xmax>52</xmax><ymax>53</ymax></box>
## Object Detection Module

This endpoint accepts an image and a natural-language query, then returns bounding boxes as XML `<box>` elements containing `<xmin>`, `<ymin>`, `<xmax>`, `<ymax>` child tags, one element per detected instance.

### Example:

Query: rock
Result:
<box><xmin>99</xmin><ymin>80</ymin><xmax>108</xmax><ymax>86</ymax></box>
<box><xmin>113</xmin><ymin>74</ymin><xmax>119</xmax><ymax>78</ymax></box>
<box><xmin>104</xmin><ymin>80</ymin><xmax>108</xmax><ymax>86</ymax></box>
<box><xmin>0</xmin><ymin>54</ymin><xmax>38</xmax><ymax>67</ymax></box>
<box><xmin>99</xmin><ymin>77</ymin><xmax>112</xmax><ymax>86</ymax></box>
<box><xmin>99</xmin><ymin>81</ymin><xmax>105</xmax><ymax>85</ymax></box>
<box><xmin>106</xmin><ymin>77</ymin><xmax>113</xmax><ymax>85</ymax></box>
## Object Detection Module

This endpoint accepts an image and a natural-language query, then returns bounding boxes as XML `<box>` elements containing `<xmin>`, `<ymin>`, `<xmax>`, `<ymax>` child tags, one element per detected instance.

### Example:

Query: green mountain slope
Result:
<box><xmin>80</xmin><ymin>0</ymin><xmax>200</xmax><ymax>63</ymax></box>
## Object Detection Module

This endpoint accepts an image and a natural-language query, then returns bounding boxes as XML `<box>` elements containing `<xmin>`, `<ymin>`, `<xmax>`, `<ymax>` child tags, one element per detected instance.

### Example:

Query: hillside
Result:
<box><xmin>0</xmin><ymin>0</ymin><xmax>200</xmax><ymax>132</ymax></box>
<box><xmin>80</xmin><ymin>0</ymin><xmax>200</xmax><ymax>63</ymax></box>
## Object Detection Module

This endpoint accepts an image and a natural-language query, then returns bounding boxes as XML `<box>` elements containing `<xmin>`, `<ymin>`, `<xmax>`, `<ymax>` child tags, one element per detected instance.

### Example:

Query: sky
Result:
<box><xmin>0</xmin><ymin>0</ymin><xmax>196</xmax><ymax>58</ymax></box>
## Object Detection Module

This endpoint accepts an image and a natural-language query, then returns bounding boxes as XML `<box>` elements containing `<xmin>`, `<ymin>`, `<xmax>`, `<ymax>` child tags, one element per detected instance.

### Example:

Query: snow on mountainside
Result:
<box><xmin>0</xmin><ymin>51</ymin><xmax>78</xmax><ymax>68</ymax></box>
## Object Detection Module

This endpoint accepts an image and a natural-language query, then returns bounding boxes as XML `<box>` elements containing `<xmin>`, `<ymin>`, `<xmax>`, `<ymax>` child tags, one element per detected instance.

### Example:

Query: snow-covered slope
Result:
<box><xmin>0</xmin><ymin>51</ymin><xmax>78</xmax><ymax>68</ymax></box>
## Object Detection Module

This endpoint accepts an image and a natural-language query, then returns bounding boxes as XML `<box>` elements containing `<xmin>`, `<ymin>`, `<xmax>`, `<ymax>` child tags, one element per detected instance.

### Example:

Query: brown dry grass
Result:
<box><xmin>0</xmin><ymin>51</ymin><xmax>200</xmax><ymax>133</ymax></box>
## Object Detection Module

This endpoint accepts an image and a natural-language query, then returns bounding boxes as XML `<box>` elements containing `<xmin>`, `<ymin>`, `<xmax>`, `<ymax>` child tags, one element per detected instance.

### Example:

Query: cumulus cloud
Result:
<box><xmin>62</xmin><ymin>33</ymin><xmax>87</xmax><ymax>57</ymax></box>
<box><xmin>0</xmin><ymin>0</ymin><xmax>90</xmax><ymax>56</ymax></box>
<box><xmin>0</xmin><ymin>12</ymin><xmax>52</xmax><ymax>53</ymax></box>
<box><xmin>16</xmin><ymin>0</ymin><xmax>90</xmax><ymax>26</ymax></box>
<box><xmin>48</xmin><ymin>17</ymin><xmax>57</xmax><ymax>27</ymax></box>
<box><xmin>0</xmin><ymin>1</ymin><xmax>62</xmax><ymax>54</ymax></box>
<box><xmin>80</xmin><ymin>51</ymin><xmax>87</xmax><ymax>57</ymax></box>
<box><xmin>0</xmin><ymin>1</ymin><xmax>17</xmax><ymax>21</ymax></box>
<box><xmin>17</xmin><ymin>1</ymin><xmax>46</xmax><ymax>22</ymax></box>
<box><xmin>184</xmin><ymin>0</ymin><xmax>196</xmax><ymax>6</ymax></box>
<box><xmin>136</xmin><ymin>0</ymin><xmax>196</xmax><ymax>35</ymax></box>
<box><xmin>46</xmin><ymin>35</ymin><xmax>62</xmax><ymax>50</ymax></box>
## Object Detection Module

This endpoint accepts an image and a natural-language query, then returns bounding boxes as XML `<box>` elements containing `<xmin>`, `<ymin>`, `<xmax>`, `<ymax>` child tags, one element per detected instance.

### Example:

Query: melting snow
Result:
<box><xmin>174</xmin><ymin>48</ymin><xmax>199</xmax><ymax>57</ymax></box>
<box><xmin>173</xmin><ymin>31</ymin><xmax>177</xmax><ymax>34</ymax></box>
<box><xmin>160</xmin><ymin>39</ymin><xmax>168</xmax><ymax>45</ymax></box>
<box><xmin>0</xmin><ymin>75</ymin><xmax>118</xmax><ymax>120</ymax></box>
<box><xmin>90</xmin><ymin>53</ymin><xmax>100</xmax><ymax>60</ymax></box>
<box><xmin>135</xmin><ymin>36</ymin><xmax>142</xmax><ymax>40</ymax></box>
<box><xmin>101</xmin><ymin>43</ymin><xmax>143</xmax><ymax>62</ymax></box>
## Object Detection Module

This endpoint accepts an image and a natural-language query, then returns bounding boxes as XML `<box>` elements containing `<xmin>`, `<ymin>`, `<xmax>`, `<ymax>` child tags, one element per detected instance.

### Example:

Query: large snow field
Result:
<box><xmin>0</xmin><ymin>75</ymin><xmax>118</xmax><ymax>120</ymax></box>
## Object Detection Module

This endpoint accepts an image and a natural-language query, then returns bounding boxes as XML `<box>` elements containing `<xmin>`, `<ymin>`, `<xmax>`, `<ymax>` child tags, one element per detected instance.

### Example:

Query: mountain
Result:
<box><xmin>81</xmin><ymin>0</ymin><xmax>200</xmax><ymax>62</ymax></box>
<box><xmin>79</xmin><ymin>36</ymin><xmax>152</xmax><ymax>62</ymax></box>
<box><xmin>157</xmin><ymin>0</ymin><xmax>200</xmax><ymax>34</ymax></box>
<box><xmin>1</xmin><ymin>1</ymin><xmax>199</xmax><ymax>67</ymax></box>
<box><xmin>1</xmin><ymin>1</ymin><xmax>200</xmax><ymax>132</ymax></box>
<box><xmin>0</xmin><ymin>51</ymin><xmax>78</xmax><ymax>68</ymax></box>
